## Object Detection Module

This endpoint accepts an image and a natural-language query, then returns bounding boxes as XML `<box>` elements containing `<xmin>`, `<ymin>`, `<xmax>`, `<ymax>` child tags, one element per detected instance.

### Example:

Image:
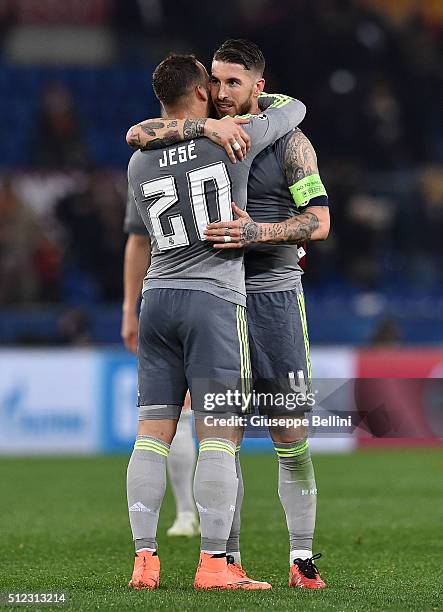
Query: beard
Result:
<box><xmin>237</xmin><ymin>96</ymin><xmax>254</xmax><ymax>115</ymax></box>
<box><xmin>212</xmin><ymin>85</ymin><xmax>255</xmax><ymax>117</ymax></box>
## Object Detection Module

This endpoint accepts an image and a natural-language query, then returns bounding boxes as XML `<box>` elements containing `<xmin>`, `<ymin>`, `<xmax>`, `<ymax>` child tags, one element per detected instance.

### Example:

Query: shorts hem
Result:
<box><xmin>139</xmin><ymin>404</ymin><xmax>182</xmax><ymax>420</ymax></box>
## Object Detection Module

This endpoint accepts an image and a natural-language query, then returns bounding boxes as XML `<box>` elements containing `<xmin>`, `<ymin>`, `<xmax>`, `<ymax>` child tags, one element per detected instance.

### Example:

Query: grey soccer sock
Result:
<box><xmin>167</xmin><ymin>411</ymin><xmax>196</xmax><ymax>515</ymax></box>
<box><xmin>226</xmin><ymin>446</ymin><xmax>243</xmax><ymax>563</ymax></box>
<box><xmin>194</xmin><ymin>438</ymin><xmax>238</xmax><ymax>553</ymax></box>
<box><xmin>274</xmin><ymin>439</ymin><xmax>317</xmax><ymax>563</ymax></box>
<box><xmin>127</xmin><ymin>435</ymin><xmax>170</xmax><ymax>551</ymax></box>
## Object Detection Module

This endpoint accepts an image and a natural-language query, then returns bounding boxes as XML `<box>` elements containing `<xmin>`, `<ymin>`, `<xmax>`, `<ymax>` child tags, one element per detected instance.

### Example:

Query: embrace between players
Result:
<box><xmin>122</xmin><ymin>39</ymin><xmax>330</xmax><ymax>590</ymax></box>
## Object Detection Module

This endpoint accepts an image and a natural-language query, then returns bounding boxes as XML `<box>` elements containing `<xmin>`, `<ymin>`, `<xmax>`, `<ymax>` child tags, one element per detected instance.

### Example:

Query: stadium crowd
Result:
<box><xmin>0</xmin><ymin>0</ymin><xmax>441</xmax><ymax>310</ymax></box>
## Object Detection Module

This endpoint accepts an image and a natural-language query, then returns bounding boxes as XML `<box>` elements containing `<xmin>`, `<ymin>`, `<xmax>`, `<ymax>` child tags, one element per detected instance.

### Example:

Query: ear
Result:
<box><xmin>195</xmin><ymin>84</ymin><xmax>208</xmax><ymax>102</ymax></box>
<box><xmin>253</xmin><ymin>78</ymin><xmax>266</xmax><ymax>98</ymax></box>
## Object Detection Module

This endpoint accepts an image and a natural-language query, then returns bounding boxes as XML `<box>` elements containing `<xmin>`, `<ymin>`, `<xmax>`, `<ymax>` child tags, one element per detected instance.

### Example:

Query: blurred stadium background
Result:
<box><xmin>0</xmin><ymin>0</ymin><xmax>441</xmax><ymax>450</ymax></box>
<box><xmin>0</xmin><ymin>1</ymin><xmax>442</xmax><ymax>608</ymax></box>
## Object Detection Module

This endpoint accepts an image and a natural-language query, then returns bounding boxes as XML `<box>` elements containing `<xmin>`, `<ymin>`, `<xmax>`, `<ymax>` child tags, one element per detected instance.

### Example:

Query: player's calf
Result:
<box><xmin>126</xmin><ymin>434</ymin><xmax>170</xmax><ymax>588</ymax></box>
<box><xmin>193</xmin><ymin>437</ymin><xmax>238</xmax><ymax>556</ymax></box>
<box><xmin>271</xmin><ymin>436</ymin><xmax>326</xmax><ymax>588</ymax></box>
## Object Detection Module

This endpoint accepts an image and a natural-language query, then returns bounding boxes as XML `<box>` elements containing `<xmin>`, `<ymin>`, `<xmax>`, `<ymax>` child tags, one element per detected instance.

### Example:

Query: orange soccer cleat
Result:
<box><xmin>289</xmin><ymin>553</ymin><xmax>326</xmax><ymax>589</ymax></box>
<box><xmin>194</xmin><ymin>553</ymin><xmax>272</xmax><ymax>590</ymax></box>
<box><xmin>128</xmin><ymin>550</ymin><xmax>160</xmax><ymax>590</ymax></box>
<box><xmin>227</xmin><ymin>555</ymin><xmax>272</xmax><ymax>589</ymax></box>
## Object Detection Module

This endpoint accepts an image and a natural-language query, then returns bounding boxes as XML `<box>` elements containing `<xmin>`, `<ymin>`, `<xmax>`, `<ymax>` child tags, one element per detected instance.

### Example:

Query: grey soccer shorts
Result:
<box><xmin>137</xmin><ymin>288</ymin><xmax>251</xmax><ymax>420</ymax></box>
<box><xmin>246</xmin><ymin>286</ymin><xmax>312</xmax><ymax>414</ymax></box>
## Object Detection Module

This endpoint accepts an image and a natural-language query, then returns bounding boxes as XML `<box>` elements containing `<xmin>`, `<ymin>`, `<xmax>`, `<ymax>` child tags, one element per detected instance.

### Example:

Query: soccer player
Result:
<box><xmin>125</xmin><ymin>53</ymin><xmax>306</xmax><ymax>590</ymax></box>
<box><xmin>122</xmin><ymin>60</ymin><xmax>255</xmax><ymax>541</ymax></box>
<box><xmin>127</xmin><ymin>39</ymin><xmax>329</xmax><ymax>589</ymax></box>
<box><xmin>122</xmin><ymin>198</ymin><xmax>199</xmax><ymax>538</ymax></box>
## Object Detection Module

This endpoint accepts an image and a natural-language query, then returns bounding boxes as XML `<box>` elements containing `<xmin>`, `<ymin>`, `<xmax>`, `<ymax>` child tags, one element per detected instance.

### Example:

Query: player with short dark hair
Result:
<box><xmin>213</xmin><ymin>38</ymin><xmax>265</xmax><ymax>78</ymax></box>
<box><xmin>207</xmin><ymin>38</ymin><xmax>328</xmax><ymax>589</ymax></box>
<box><xmin>127</xmin><ymin>39</ymin><xmax>329</xmax><ymax>590</ymax></box>
<box><xmin>125</xmin><ymin>52</ymin><xmax>306</xmax><ymax>590</ymax></box>
<box><xmin>152</xmin><ymin>53</ymin><xmax>205</xmax><ymax>106</ymax></box>
<box><xmin>122</xmin><ymin>54</ymin><xmax>257</xmax><ymax>541</ymax></box>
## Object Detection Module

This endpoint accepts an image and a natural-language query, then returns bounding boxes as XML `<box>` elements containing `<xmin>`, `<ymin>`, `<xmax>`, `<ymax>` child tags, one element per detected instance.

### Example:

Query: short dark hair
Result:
<box><xmin>213</xmin><ymin>39</ymin><xmax>265</xmax><ymax>76</ymax></box>
<box><xmin>152</xmin><ymin>54</ymin><xmax>206</xmax><ymax>106</ymax></box>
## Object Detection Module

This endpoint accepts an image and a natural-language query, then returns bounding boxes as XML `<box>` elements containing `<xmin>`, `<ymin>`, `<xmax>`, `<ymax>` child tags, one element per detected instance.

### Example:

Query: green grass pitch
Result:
<box><xmin>0</xmin><ymin>449</ymin><xmax>442</xmax><ymax>611</ymax></box>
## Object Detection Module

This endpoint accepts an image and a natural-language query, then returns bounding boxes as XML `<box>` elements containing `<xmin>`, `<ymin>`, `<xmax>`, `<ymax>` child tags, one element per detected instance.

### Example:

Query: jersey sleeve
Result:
<box><xmin>275</xmin><ymin>131</ymin><xmax>329</xmax><ymax>210</ymax></box>
<box><xmin>244</xmin><ymin>95</ymin><xmax>306</xmax><ymax>158</ymax></box>
<box><xmin>123</xmin><ymin>184</ymin><xmax>147</xmax><ymax>235</ymax></box>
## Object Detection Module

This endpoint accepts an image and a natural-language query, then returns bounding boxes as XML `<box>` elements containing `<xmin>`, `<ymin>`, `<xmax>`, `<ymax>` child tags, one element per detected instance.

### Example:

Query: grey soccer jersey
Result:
<box><xmin>245</xmin><ymin>129</ymin><xmax>304</xmax><ymax>293</ymax></box>
<box><xmin>123</xmin><ymin>188</ymin><xmax>146</xmax><ymax>235</ymax></box>
<box><xmin>127</xmin><ymin>98</ymin><xmax>305</xmax><ymax>306</ymax></box>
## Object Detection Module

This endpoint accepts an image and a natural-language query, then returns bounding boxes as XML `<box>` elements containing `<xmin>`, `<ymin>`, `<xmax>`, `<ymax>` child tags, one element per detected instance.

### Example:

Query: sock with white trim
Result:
<box><xmin>194</xmin><ymin>438</ymin><xmax>238</xmax><ymax>553</ymax></box>
<box><xmin>127</xmin><ymin>435</ymin><xmax>170</xmax><ymax>551</ymax></box>
<box><xmin>274</xmin><ymin>438</ymin><xmax>317</xmax><ymax>565</ymax></box>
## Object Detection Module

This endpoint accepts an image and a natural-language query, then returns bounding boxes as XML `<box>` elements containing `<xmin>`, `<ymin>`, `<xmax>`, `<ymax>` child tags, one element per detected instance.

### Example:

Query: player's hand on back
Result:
<box><xmin>204</xmin><ymin>202</ymin><xmax>261</xmax><ymax>249</ymax></box>
<box><xmin>121</xmin><ymin>310</ymin><xmax>139</xmax><ymax>355</ymax></box>
<box><xmin>204</xmin><ymin>117</ymin><xmax>251</xmax><ymax>163</ymax></box>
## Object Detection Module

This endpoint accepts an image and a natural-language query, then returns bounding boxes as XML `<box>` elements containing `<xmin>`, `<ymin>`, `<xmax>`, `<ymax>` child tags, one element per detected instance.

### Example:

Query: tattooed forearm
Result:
<box><xmin>140</xmin><ymin>131</ymin><xmax>182</xmax><ymax>149</ymax></box>
<box><xmin>138</xmin><ymin>121</ymin><xmax>186</xmax><ymax>149</ymax></box>
<box><xmin>234</xmin><ymin>213</ymin><xmax>319</xmax><ymax>246</ymax></box>
<box><xmin>284</xmin><ymin>129</ymin><xmax>318</xmax><ymax>185</ymax></box>
<box><xmin>140</xmin><ymin>121</ymin><xmax>165</xmax><ymax>136</ymax></box>
<box><xmin>127</xmin><ymin>122</ymin><xmax>181</xmax><ymax>149</ymax></box>
<box><xmin>205</xmin><ymin>207</ymin><xmax>328</xmax><ymax>249</ymax></box>
<box><xmin>127</xmin><ymin>127</ymin><xmax>142</xmax><ymax>148</ymax></box>
<box><xmin>260</xmin><ymin>212</ymin><xmax>320</xmax><ymax>244</ymax></box>
<box><xmin>183</xmin><ymin>118</ymin><xmax>207</xmax><ymax>139</ymax></box>
<box><xmin>126</xmin><ymin>117</ymin><xmax>209</xmax><ymax>150</ymax></box>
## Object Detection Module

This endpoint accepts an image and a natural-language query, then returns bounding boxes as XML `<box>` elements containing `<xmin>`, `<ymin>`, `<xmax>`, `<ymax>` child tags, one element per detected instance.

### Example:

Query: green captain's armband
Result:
<box><xmin>289</xmin><ymin>174</ymin><xmax>327</xmax><ymax>208</ymax></box>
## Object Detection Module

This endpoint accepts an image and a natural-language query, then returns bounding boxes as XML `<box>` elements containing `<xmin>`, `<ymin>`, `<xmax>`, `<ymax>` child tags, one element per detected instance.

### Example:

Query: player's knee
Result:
<box><xmin>269</xmin><ymin>422</ymin><xmax>307</xmax><ymax>444</ymax></box>
<box><xmin>137</xmin><ymin>418</ymin><xmax>177</xmax><ymax>444</ymax></box>
<box><xmin>194</xmin><ymin>418</ymin><xmax>243</xmax><ymax>445</ymax></box>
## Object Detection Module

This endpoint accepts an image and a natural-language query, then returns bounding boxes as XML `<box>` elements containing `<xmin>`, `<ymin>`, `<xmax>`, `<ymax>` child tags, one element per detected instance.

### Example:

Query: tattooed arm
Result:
<box><xmin>204</xmin><ymin>203</ymin><xmax>327</xmax><ymax>248</ymax></box>
<box><xmin>231</xmin><ymin>207</ymin><xmax>328</xmax><ymax>245</ymax></box>
<box><xmin>126</xmin><ymin>119</ymin><xmax>204</xmax><ymax>149</ymax></box>
<box><xmin>126</xmin><ymin>116</ymin><xmax>251</xmax><ymax>162</ymax></box>
<box><xmin>205</xmin><ymin>129</ymin><xmax>330</xmax><ymax>248</ymax></box>
<box><xmin>280</xmin><ymin>129</ymin><xmax>330</xmax><ymax>242</ymax></box>
<box><xmin>252</xmin><ymin>207</ymin><xmax>330</xmax><ymax>244</ymax></box>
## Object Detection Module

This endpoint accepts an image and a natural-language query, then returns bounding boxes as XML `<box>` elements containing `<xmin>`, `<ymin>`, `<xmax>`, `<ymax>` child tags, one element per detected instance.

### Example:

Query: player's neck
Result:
<box><xmin>248</xmin><ymin>99</ymin><xmax>260</xmax><ymax>115</ymax></box>
<box><xmin>164</xmin><ymin>102</ymin><xmax>205</xmax><ymax>120</ymax></box>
